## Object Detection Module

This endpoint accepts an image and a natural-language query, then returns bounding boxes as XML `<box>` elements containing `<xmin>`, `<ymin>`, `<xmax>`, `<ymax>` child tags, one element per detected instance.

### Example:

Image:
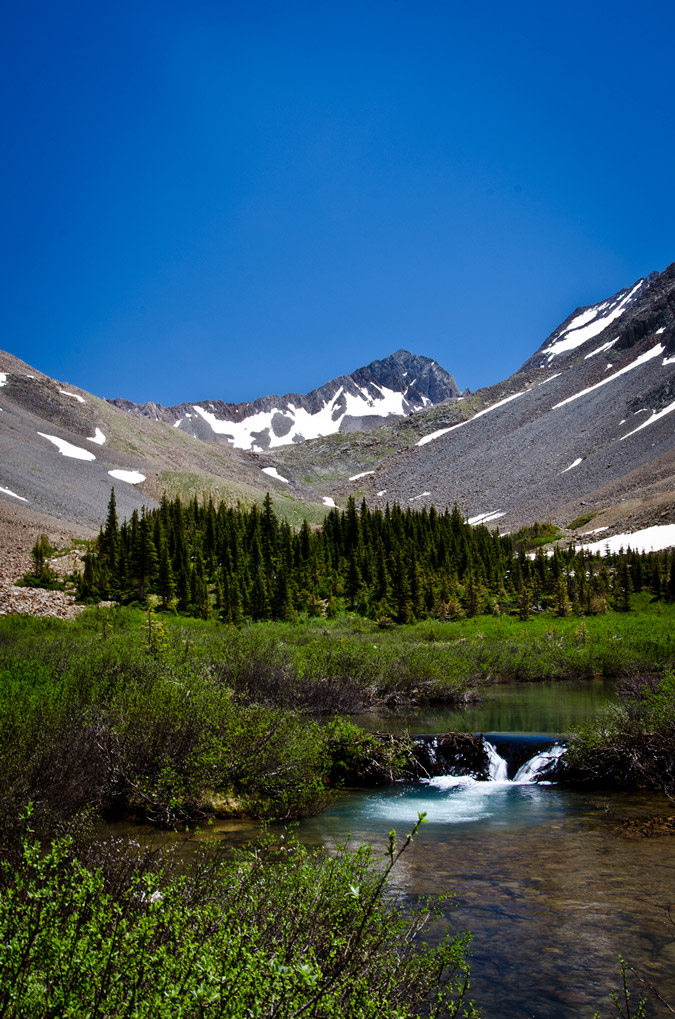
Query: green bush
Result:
<box><xmin>0</xmin><ymin>811</ymin><xmax>477</xmax><ymax>1019</ymax></box>
<box><xmin>562</xmin><ymin>671</ymin><xmax>675</xmax><ymax>795</ymax></box>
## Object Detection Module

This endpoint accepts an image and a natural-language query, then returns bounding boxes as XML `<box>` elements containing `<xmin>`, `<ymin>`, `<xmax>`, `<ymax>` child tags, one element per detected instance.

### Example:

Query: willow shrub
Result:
<box><xmin>562</xmin><ymin>671</ymin><xmax>675</xmax><ymax>795</ymax></box>
<box><xmin>0</xmin><ymin>812</ymin><xmax>478</xmax><ymax>1019</ymax></box>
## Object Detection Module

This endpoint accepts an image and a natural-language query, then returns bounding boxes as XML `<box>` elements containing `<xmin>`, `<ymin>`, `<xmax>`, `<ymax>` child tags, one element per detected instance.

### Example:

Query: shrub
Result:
<box><xmin>0</xmin><ymin>811</ymin><xmax>478</xmax><ymax>1019</ymax></box>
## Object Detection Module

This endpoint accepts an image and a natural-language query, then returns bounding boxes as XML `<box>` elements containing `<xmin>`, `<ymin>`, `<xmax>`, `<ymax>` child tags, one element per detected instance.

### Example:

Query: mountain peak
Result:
<box><xmin>108</xmin><ymin>350</ymin><xmax>462</xmax><ymax>452</ymax></box>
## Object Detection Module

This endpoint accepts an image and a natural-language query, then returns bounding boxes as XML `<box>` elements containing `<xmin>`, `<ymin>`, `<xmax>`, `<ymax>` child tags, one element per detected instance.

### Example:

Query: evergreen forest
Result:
<box><xmin>76</xmin><ymin>490</ymin><xmax>675</xmax><ymax>623</ymax></box>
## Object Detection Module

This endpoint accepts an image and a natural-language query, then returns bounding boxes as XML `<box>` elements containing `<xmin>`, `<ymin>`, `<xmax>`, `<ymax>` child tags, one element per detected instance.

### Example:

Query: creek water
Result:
<box><xmin>295</xmin><ymin>680</ymin><xmax>675</xmax><ymax>1019</ymax></box>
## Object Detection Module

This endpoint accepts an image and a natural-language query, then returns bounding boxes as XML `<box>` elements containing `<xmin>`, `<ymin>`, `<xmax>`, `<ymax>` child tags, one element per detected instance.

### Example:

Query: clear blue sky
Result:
<box><xmin>3</xmin><ymin>0</ymin><xmax>675</xmax><ymax>405</ymax></box>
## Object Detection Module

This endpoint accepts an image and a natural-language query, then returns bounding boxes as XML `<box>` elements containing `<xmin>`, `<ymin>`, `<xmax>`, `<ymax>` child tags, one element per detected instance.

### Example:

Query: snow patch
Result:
<box><xmin>621</xmin><ymin>397</ymin><xmax>675</xmax><ymax>440</ymax></box>
<box><xmin>87</xmin><ymin>428</ymin><xmax>106</xmax><ymax>445</ymax></box>
<box><xmin>322</xmin><ymin>496</ymin><xmax>337</xmax><ymax>508</ymax></box>
<box><xmin>467</xmin><ymin>510</ymin><xmax>506</xmax><ymax>525</ymax></box>
<box><xmin>561</xmin><ymin>302</ymin><xmax>610</xmax><ymax>334</ymax></box>
<box><xmin>585</xmin><ymin>338</ymin><xmax>618</xmax><ymax>360</ymax></box>
<box><xmin>261</xmin><ymin>467</ymin><xmax>289</xmax><ymax>484</ymax></box>
<box><xmin>0</xmin><ymin>485</ymin><xmax>28</xmax><ymax>502</ymax></box>
<box><xmin>561</xmin><ymin>458</ymin><xmax>582</xmax><ymax>473</ymax></box>
<box><xmin>0</xmin><ymin>373</ymin><xmax>7</xmax><ymax>388</ymax></box>
<box><xmin>582</xmin><ymin>526</ymin><xmax>609</xmax><ymax>535</ymax></box>
<box><xmin>579</xmin><ymin>524</ymin><xmax>675</xmax><ymax>555</ymax></box>
<box><xmin>377</xmin><ymin>490</ymin><xmax>387</xmax><ymax>497</ymax></box>
<box><xmin>349</xmin><ymin>471</ymin><xmax>374</xmax><ymax>481</ymax></box>
<box><xmin>191</xmin><ymin>383</ymin><xmax>409</xmax><ymax>452</ymax></box>
<box><xmin>662</xmin><ymin>355</ymin><xmax>675</xmax><ymax>366</ymax></box>
<box><xmin>59</xmin><ymin>389</ymin><xmax>86</xmax><ymax>404</ymax></box>
<box><xmin>537</xmin><ymin>373</ymin><xmax>562</xmax><ymax>386</ymax></box>
<box><xmin>38</xmin><ymin>433</ymin><xmax>96</xmax><ymax>461</ymax></box>
<box><xmin>409</xmin><ymin>492</ymin><xmax>431</xmax><ymax>502</ymax></box>
<box><xmin>552</xmin><ymin>344</ymin><xmax>664</xmax><ymax>410</ymax></box>
<box><xmin>543</xmin><ymin>282</ymin><xmax>642</xmax><ymax>359</ymax></box>
<box><xmin>108</xmin><ymin>470</ymin><xmax>146</xmax><ymax>484</ymax></box>
<box><xmin>417</xmin><ymin>390</ymin><xmax>527</xmax><ymax>446</ymax></box>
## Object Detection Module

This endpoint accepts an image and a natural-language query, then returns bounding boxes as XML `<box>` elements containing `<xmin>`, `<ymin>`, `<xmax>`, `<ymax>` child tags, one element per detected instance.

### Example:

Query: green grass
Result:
<box><xmin>568</xmin><ymin>511</ymin><xmax>597</xmax><ymax>530</ymax></box>
<box><xmin>154</xmin><ymin>471</ymin><xmax>329</xmax><ymax>526</ymax></box>
<box><xmin>1</xmin><ymin>597</ymin><xmax>673</xmax><ymax>835</ymax></box>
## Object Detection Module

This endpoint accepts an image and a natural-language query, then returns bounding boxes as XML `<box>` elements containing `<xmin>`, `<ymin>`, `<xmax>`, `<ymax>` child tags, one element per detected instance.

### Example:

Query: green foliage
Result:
<box><xmin>0</xmin><ymin>812</ymin><xmax>477</xmax><ymax>1019</ymax></box>
<box><xmin>2</xmin><ymin>601</ymin><xmax>675</xmax><ymax>838</ymax></box>
<box><xmin>16</xmin><ymin>534</ymin><xmax>64</xmax><ymax>590</ymax></box>
<box><xmin>75</xmin><ymin>492</ymin><xmax>675</xmax><ymax>628</ymax></box>
<box><xmin>511</xmin><ymin>521</ymin><xmax>561</xmax><ymax>549</ymax></box>
<box><xmin>563</xmin><ymin>671</ymin><xmax>675</xmax><ymax>796</ymax></box>
<box><xmin>568</xmin><ymin>512</ymin><xmax>597</xmax><ymax>530</ymax></box>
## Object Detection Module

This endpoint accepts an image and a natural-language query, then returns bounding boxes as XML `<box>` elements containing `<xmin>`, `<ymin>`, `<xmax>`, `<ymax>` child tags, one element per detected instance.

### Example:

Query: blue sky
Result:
<box><xmin>3</xmin><ymin>0</ymin><xmax>675</xmax><ymax>405</ymax></box>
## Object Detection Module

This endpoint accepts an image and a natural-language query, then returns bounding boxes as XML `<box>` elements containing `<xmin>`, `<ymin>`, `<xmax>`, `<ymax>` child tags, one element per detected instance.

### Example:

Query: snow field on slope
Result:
<box><xmin>193</xmin><ymin>384</ymin><xmax>409</xmax><ymax>451</ymax></box>
<box><xmin>552</xmin><ymin>344</ymin><xmax>664</xmax><ymax>409</ymax></box>
<box><xmin>620</xmin><ymin>397</ymin><xmax>675</xmax><ymax>440</ymax></box>
<box><xmin>261</xmin><ymin>467</ymin><xmax>289</xmax><ymax>484</ymax></box>
<box><xmin>579</xmin><ymin>524</ymin><xmax>675</xmax><ymax>555</ymax></box>
<box><xmin>467</xmin><ymin>511</ymin><xmax>506</xmax><ymax>525</ymax></box>
<box><xmin>0</xmin><ymin>485</ymin><xmax>28</xmax><ymax>502</ymax></box>
<box><xmin>38</xmin><ymin>433</ymin><xmax>97</xmax><ymax>461</ymax></box>
<box><xmin>543</xmin><ymin>281</ymin><xmax>643</xmax><ymax>360</ymax></box>
<box><xmin>108</xmin><ymin>470</ymin><xmax>146</xmax><ymax>484</ymax></box>
<box><xmin>417</xmin><ymin>390</ymin><xmax>528</xmax><ymax>447</ymax></box>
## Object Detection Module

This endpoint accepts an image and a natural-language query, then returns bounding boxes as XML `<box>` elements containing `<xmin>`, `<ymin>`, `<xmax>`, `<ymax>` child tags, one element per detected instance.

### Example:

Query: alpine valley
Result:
<box><xmin>1</xmin><ymin>261</ymin><xmax>675</xmax><ymax>544</ymax></box>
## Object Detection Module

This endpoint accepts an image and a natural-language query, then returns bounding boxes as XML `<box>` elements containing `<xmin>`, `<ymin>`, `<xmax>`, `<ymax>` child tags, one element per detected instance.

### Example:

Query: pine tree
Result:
<box><xmin>157</xmin><ymin>538</ymin><xmax>175</xmax><ymax>609</ymax></box>
<box><xmin>131</xmin><ymin>514</ymin><xmax>158</xmax><ymax>601</ymax></box>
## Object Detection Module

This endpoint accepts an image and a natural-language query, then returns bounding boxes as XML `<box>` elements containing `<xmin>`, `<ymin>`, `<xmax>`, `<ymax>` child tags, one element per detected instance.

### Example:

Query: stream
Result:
<box><xmin>303</xmin><ymin>681</ymin><xmax>675</xmax><ymax>1018</ymax></box>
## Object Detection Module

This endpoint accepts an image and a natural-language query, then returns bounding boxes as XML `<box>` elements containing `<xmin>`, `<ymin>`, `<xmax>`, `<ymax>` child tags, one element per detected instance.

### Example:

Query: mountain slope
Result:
<box><xmin>107</xmin><ymin>350</ymin><xmax>462</xmax><ymax>452</ymax></box>
<box><xmin>0</xmin><ymin>357</ymin><xmax>330</xmax><ymax>532</ymax></box>
<box><xmin>331</xmin><ymin>263</ymin><xmax>675</xmax><ymax>534</ymax></box>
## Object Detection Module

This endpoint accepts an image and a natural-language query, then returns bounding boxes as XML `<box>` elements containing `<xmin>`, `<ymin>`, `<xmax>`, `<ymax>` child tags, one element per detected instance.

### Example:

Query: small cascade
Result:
<box><xmin>419</xmin><ymin>736</ymin><xmax>566</xmax><ymax>787</ymax></box>
<box><xmin>513</xmin><ymin>743</ymin><xmax>565</xmax><ymax>784</ymax></box>
<box><xmin>485</xmin><ymin>741</ymin><xmax>509</xmax><ymax>782</ymax></box>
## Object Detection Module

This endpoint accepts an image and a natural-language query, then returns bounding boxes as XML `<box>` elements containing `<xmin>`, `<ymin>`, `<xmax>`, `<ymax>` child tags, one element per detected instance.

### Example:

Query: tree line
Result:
<box><xmin>76</xmin><ymin>490</ymin><xmax>675</xmax><ymax>622</ymax></box>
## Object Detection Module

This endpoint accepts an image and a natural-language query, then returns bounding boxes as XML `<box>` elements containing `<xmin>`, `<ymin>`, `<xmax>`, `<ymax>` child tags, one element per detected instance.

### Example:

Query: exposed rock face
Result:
<box><xmin>107</xmin><ymin>350</ymin><xmax>463</xmax><ymax>452</ymax></box>
<box><xmin>3</xmin><ymin>261</ymin><xmax>675</xmax><ymax>543</ymax></box>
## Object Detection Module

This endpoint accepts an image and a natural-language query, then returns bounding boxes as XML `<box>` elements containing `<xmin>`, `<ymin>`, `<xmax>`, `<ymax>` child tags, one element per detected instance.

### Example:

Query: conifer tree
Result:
<box><xmin>131</xmin><ymin>514</ymin><xmax>158</xmax><ymax>601</ymax></box>
<box><xmin>157</xmin><ymin>538</ymin><xmax>175</xmax><ymax>609</ymax></box>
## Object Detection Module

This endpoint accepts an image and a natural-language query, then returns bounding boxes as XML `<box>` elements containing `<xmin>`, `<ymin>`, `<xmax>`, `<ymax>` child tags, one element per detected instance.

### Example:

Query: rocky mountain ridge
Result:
<box><xmin>329</xmin><ymin>262</ymin><xmax>675</xmax><ymax>535</ymax></box>
<box><xmin>107</xmin><ymin>349</ymin><xmax>463</xmax><ymax>451</ymax></box>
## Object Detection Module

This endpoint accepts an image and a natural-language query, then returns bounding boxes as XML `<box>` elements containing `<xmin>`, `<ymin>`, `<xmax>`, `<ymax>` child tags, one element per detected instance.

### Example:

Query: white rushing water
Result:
<box><xmin>512</xmin><ymin>743</ymin><xmax>566</xmax><ymax>783</ymax></box>
<box><xmin>364</xmin><ymin>739</ymin><xmax>566</xmax><ymax>827</ymax></box>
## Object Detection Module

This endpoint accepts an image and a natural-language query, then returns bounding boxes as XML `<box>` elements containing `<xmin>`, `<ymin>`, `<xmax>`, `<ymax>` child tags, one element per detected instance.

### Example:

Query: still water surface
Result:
<box><xmin>350</xmin><ymin>677</ymin><xmax>621</xmax><ymax>736</ymax></box>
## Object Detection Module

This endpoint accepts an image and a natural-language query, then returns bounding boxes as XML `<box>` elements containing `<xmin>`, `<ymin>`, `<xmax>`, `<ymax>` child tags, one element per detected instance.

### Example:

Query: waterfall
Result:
<box><xmin>423</xmin><ymin>737</ymin><xmax>565</xmax><ymax>787</ymax></box>
<box><xmin>513</xmin><ymin>743</ymin><xmax>565</xmax><ymax>784</ymax></box>
<box><xmin>482</xmin><ymin>739</ymin><xmax>565</xmax><ymax>785</ymax></box>
<box><xmin>485</xmin><ymin>740</ymin><xmax>509</xmax><ymax>782</ymax></box>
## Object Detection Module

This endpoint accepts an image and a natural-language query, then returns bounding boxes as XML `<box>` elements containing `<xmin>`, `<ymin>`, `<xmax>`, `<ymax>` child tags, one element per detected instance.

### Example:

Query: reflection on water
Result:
<box><xmin>351</xmin><ymin>679</ymin><xmax>620</xmax><ymax>736</ymax></box>
<box><xmin>308</xmin><ymin>686</ymin><xmax>674</xmax><ymax>1017</ymax></box>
